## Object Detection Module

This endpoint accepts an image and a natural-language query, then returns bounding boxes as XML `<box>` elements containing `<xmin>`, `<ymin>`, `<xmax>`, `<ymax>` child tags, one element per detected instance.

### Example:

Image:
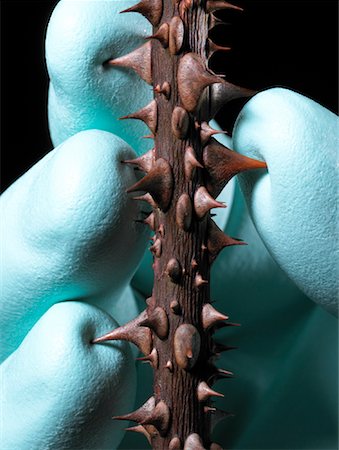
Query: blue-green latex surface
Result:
<box><xmin>1</xmin><ymin>0</ymin><xmax>338</xmax><ymax>449</ymax></box>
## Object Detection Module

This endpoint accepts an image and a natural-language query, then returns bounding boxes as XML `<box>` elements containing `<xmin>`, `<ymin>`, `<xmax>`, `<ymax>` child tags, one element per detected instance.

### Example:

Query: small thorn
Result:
<box><xmin>158</xmin><ymin>223</ymin><xmax>165</xmax><ymax>237</ymax></box>
<box><xmin>146</xmin><ymin>296</ymin><xmax>156</xmax><ymax>308</ymax></box>
<box><xmin>207</xmin><ymin>217</ymin><xmax>247</xmax><ymax>262</ymax></box>
<box><xmin>127</xmin><ymin>158</ymin><xmax>174</xmax><ymax>211</ymax></box>
<box><xmin>197</xmin><ymin>381</ymin><xmax>224</xmax><ymax>402</ymax></box>
<box><xmin>205</xmin><ymin>1</ymin><xmax>244</xmax><ymax>13</ymax></box>
<box><xmin>150</xmin><ymin>238</ymin><xmax>162</xmax><ymax>258</ymax></box>
<box><xmin>191</xmin><ymin>258</ymin><xmax>198</xmax><ymax>269</ymax></box>
<box><xmin>146</xmin><ymin>22</ymin><xmax>169</xmax><ymax>47</ymax></box>
<box><xmin>133</xmin><ymin>193</ymin><xmax>158</xmax><ymax>209</ymax></box>
<box><xmin>202</xmin><ymin>303</ymin><xmax>229</xmax><ymax>330</ymax></box>
<box><xmin>141</xmin><ymin>400</ymin><xmax>171</xmax><ymax>436</ymax></box>
<box><xmin>184</xmin><ymin>146</ymin><xmax>203</xmax><ymax>180</ymax></box>
<box><xmin>169</xmin><ymin>436</ymin><xmax>181</xmax><ymax>450</ymax></box>
<box><xmin>137</xmin><ymin>347</ymin><xmax>159</xmax><ymax>368</ymax></box>
<box><xmin>107</xmin><ymin>42</ymin><xmax>152</xmax><ymax>84</ymax></box>
<box><xmin>201</xmin><ymin>244</ymin><xmax>208</xmax><ymax>252</ymax></box>
<box><xmin>178</xmin><ymin>52</ymin><xmax>222</xmax><ymax>112</ymax></box>
<box><xmin>164</xmin><ymin>360</ymin><xmax>173</xmax><ymax>372</ymax></box>
<box><xmin>166</xmin><ymin>258</ymin><xmax>183</xmax><ymax>283</ymax></box>
<box><xmin>125</xmin><ymin>425</ymin><xmax>152</xmax><ymax>445</ymax></box>
<box><xmin>203</xmin><ymin>138</ymin><xmax>267</xmax><ymax>196</ymax></box>
<box><xmin>195</xmin><ymin>273</ymin><xmax>209</xmax><ymax>288</ymax></box>
<box><xmin>196</xmin><ymin>121</ymin><xmax>227</xmax><ymax>145</ymax></box>
<box><xmin>194</xmin><ymin>186</ymin><xmax>226</xmax><ymax>219</ymax></box>
<box><xmin>120</xmin><ymin>0</ymin><xmax>163</xmax><ymax>26</ymax></box>
<box><xmin>144</xmin><ymin>212</ymin><xmax>155</xmax><ymax>230</ymax></box>
<box><xmin>176</xmin><ymin>193</ymin><xmax>193</xmax><ymax>231</ymax></box>
<box><xmin>154</xmin><ymin>81</ymin><xmax>171</xmax><ymax>100</ymax></box>
<box><xmin>207</xmin><ymin>38</ymin><xmax>231</xmax><ymax>57</ymax></box>
<box><xmin>140</xmin><ymin>306</ymin><xmax>169</xmax><ymax>340</ymax></box>
<box><xmin>114</xmin><ymin>396</ymin><xmax>155</xmax><ymax>422</ymax></box>
<box><xmin>210</xmin><ymin>82</ymin><xmax>257</xmax><ymax>119</ymax></box>
<box><xmin>204</xmin><ymin>406</ymin><xmax>217</xmax><ymax>413</ymax></box>
<box><xmin>120</xmin><ymin>100</ymin><xmax>158</xmax><ymax>134</ymax></box>
<box><xmin>122</xmin><ymin>148</ymin><xmax>155</xmax><ymax>173</ymax></box>
<box><xmin>184</xmin><ymin>433</ymin><xmax>205</xmax><ymax>450</ymax></box>
<box><xmin>171</xmin><ymin>106</ymin><xmax>190</xmax><ymax>139</ymax></box>
<box><xmin>170</xmin><ymin>300</ymin><xmax>181</xmax><ymax>314</ymax></box>
<box><xmin>208</xmin><ymin>13</ymin><xmax>230</xmax><ymax>29</ymax></box>
<box><xmin>174</xmin><ymin>324</ymin><xmax>201</xmax><ymax>370</ymax></box>
<box><xmin>142</xmin><ymin>133</ymin><xmax>155</xmax><ymax>139</ymax></box>
<box><xmin>92</xmin><ymin>310</ymin><xmax>152</xmax><ymax>355</ymax></box>
<box><xmin>212</xmin><ymin>341</ymin><xmax>238</xmax><ymax>354</ymax></box>
<box><xmin>169</xmin><ymin>16</ymin><xmax>185</xmax><ymax>55</ymax></box>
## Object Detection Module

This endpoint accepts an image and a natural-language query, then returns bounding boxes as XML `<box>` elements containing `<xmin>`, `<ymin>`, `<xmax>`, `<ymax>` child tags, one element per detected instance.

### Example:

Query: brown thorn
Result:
<box><xmin>170</xmin><ymin>300</ymin><xmax>181</xmax><ymax>314</ymax></box>
<box><xmin>140</xmin><ymin>306</ymin><xmax>169</xmax><ymax>340</ymax></box>
<box><xmin>144</xmin><ymin>212</ymin><xmax>155</xmax><ymax>230</ymax></box>
<box><xmin>165</xmin><ymin>258</ymin><xmax>183</xmax><ymax>283</ymax></box>
<box><xmin>174</xmin><ymin>324</ymin><xmax>201</xmax><ymax>370</ymax></box>
<box><xmin>164</xmin><ymin>360</ymin><xmax>174</xmax><ymax>372</ymax></box>
<box><xmin>146</xmin><ymin>22</ymin><xmax>169</xmax><ymax>47</ymax></box>
<box><xmin>184</xmin><ymin>146</ymin><xmax>203</xmax><ymax>180</ymax></box>
<box><xmin>169</xmin><ymin>16</ymin><xmax>185</xmax><ymax>55</ymax></box>
<box><xmin>184</xmin><ymin>433</ymin><xmax>205</xmax><ymax>450</ymax></box>
<box><xmin>171</xmin><ymin>106</ymin><xmax>190</xmax><ymax>139</ymax></box>
<box><xmin>107</xmin><ymin>42</ymin><xmax>152</xmax><ymax>85</ymax></box>
<box><xmin>154</xmin><ymin>81</ymin><xmax>171</xmax><ymax>100</ymax></box>
<box><xmin>133</xmin><ymin>193</ymin><xmax>158</xmax><ymax>209</ymax></box>
<box><xmin>127</xmin><ymin>158</ymin><xmax>174</xmax><ymax>211</ymax></box>
<box><xmin>150</xmin><ymin>238</ymin><xmax>162</xmax><ymax>258</ymax></box>
<box><xmin>202</xmin><ymin>303</ymin><xmax>228</xmax><ymax>330</ymax></box>
<box><xmin>169</xmin><ymin>436</ymin><xmax>181</xmax><ymax>449</ymax></box>
<box><xmin>203</xmin><ymin>138</ymin><xmax>267</xmax><ymax>197</ymax></box>
<box><xmin>120</xmin><ymin>0</ymin><xmax>163</xmax><ymax>26</ymax></box>
<box><xmin>196</xmin><ymin>121</ymin><xmax>227</xmax><ymax>146</ymax></box>
<box><xmin>113</xmin><ymin>396</ymin><xmax>155</xmax><ymax>422</ymax></box>
<box><xmin>122</xmin><ymin>148</ymin><xmax>155</xmax><ymax>173</ymax></box>
<box><xmin>141</xmin><ymin>400</ymin><xmax>171</xmax><ymax>436</ymax></box>
<box><xmin>207</xmin><ymin>217</ymin><xmax>247</xmax><ymax>263</ymax></box>
<box><xmin>178</xmin><ymin>52</ymin><xmax>222</xmax><ymax>112</ymax></box>
<box><xmin>92</xmin><ymin>310</ymin><xmax>152</xmax><ymax>355</ymax></box>
<box><xmin>207</xmin><ymin>38</ymin><xmax>231</xmax><ymax>57</ymax></box>
<box><xmin>176</xmin><ymin>193</ymin><xmax>193</xmax><ymax>231</ymax></box>
<box><xmin>194</xmin><ymin>186</ymin><xmax>226</xmax><ymax>219</ymax></box>
<box><xmin>205</xmin><ymin>0</ymin><xmax>244</xmax><ymax>13</ymax></box>
<box><xmin>197</xmin><ymin>381</ymin><xmax>224</xmax><ymax>402</ymax></box>
<box><xmin>210</xmin><ymin>82</ymin><xmax>257</xmax><ymax>119</ymax></box>
<box><xmin>195</xmin><ymin>273</ymin><xmax>209</xmax><ymax>288</ymax></box>
<box><xmin>120</xmin><ymin>100</ymin><xmax>157</xmax><ymax>134</ymax></box>
<box><xmin>136</xmin><ymin>347</ymin><xmax>159</xmax><ymax>368</ymax></box>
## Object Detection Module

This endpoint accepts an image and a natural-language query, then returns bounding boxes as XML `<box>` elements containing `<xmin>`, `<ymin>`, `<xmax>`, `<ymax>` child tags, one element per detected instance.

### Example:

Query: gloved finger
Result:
<box><xmin>1</xmin><ymin>301</ymin><xmax>136</xmax><ymax>450</ymax></box>
<box><xmin>232</xmin><ymin>88</ymin><xmax>338</xmax><ymax>316</ymax></box>
<box><xmin>46</xmin><ymin>0</ymin><xmax>152</xmax><ymax>155</ymax></box>
<box><xmin>1</xmin><ymin>129</ymin><xmax>148</xmax><ymax>362</ymax></box>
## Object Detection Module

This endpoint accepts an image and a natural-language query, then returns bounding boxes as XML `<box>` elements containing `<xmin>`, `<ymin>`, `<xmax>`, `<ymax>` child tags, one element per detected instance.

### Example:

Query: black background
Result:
<box><xmin>1</xmin><ymin>0</ymin><xmax>338</xmax><ymax>192</ymax></box>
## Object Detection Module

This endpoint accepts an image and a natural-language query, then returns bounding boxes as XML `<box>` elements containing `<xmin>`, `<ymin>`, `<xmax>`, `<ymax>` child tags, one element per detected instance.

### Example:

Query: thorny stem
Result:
<box><xmin>93</xmin><ymin>0</ymin><xmax>266</xmax><ymax>448</ymax></box>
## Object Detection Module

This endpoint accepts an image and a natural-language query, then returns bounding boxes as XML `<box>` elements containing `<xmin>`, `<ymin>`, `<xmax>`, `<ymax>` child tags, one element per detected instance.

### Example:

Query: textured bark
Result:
<box><xmin>93</xmin><ymin>1</ymin><xmax>267</xmax><ymax>448</ymax></box>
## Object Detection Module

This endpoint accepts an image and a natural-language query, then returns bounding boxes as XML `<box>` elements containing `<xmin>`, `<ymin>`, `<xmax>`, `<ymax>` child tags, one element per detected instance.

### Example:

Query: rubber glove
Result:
<box><xmin>46</xmin><ymin>0</ymin><xmax>152</xmax><ymax>156</ymax></box>
<box><xmin>1</xmin><ymin>129</ymin><xmax>149</xmax><ymax>449</ymax></box>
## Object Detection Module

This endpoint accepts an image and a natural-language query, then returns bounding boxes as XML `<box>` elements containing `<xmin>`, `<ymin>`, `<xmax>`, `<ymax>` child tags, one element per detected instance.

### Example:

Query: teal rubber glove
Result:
<box><xmin>1</xmin><ymin>130</ymin><xmax>149</xmax><ymax>449</ymax></box>
<box><xmin>46</xmin><ymin>0</ymin><xmax>153</xmax><ymax>156</ymax></box>
<box><xmin>2</xmin><ymin>0</ymin><xmax>337</xmax><ymax>448</ymax></box>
